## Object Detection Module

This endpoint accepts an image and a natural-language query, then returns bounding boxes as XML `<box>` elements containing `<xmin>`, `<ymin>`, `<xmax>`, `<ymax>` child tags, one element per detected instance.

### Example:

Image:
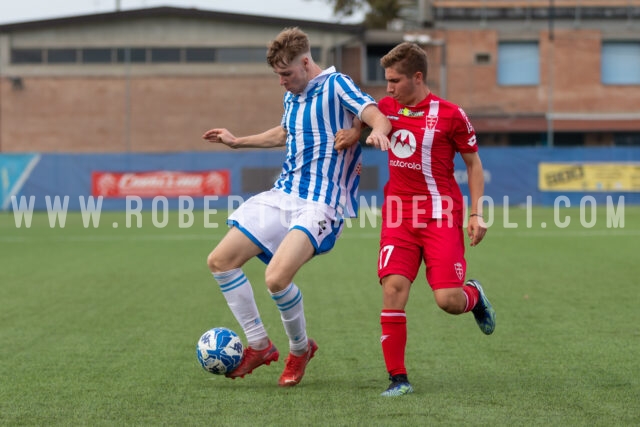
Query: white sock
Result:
<box><xmin>270</xmin><ymin>283</ymin><xmax>307</xmax><ymax>355</ymax></box>
<box><xmin>213</xmin><ymin>269</ymin><xmax>269</xmax><ymax>349</ymax></box>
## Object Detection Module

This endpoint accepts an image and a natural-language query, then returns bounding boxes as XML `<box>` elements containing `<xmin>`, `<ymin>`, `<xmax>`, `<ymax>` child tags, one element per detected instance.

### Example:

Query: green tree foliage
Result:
<box><xmin>329</xmin><ymin>0</ymin><xmax>362</xmax><ymax>17</ymax></box>
<box><xmin>325</xmin><ymin>0</ymin><xmax>401</xmax><ymax>29</ymax></box>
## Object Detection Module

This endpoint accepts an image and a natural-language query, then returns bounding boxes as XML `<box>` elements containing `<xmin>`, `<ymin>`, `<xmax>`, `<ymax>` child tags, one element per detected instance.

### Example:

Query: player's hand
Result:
<box><xmin>366</xmin><ymin>131</ymin><xmax>391</xmax><ymax>151</ymax></box>
<box><xmin>202</xmin><ymin>128</ymin><xmax>238</xmax><ymax>148</ymax></box>
<box><xmin>467</xmin><ymin>215</ymin><xmax>487</xmax><ymax>247</ymax></box>
<box><xmin>334</xmin><ymin>127</ymin><xmax>361</xmax><ymax>151</ymax></box>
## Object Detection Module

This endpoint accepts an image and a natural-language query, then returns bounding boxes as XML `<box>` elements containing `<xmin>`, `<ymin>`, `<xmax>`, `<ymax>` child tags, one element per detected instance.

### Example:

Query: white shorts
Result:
<box><xmin>227</xmin><ymin>189</ymin><xmax>344</xmax><ymax>264</ymax></box>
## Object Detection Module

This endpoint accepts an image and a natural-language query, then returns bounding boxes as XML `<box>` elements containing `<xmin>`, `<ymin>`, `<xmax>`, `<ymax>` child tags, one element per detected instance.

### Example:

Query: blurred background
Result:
<box><xmin>1</xmin><ymin>0</ymin><xmax>639</xmax><ymax>210</ymax></box>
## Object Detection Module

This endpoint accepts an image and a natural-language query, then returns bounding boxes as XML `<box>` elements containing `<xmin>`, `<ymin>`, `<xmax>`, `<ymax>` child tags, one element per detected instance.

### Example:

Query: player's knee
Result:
<box><xmin>264</xmin><ymin>269</ymin><xmax>289</xmax><ymax>293</ymax></box>
<box><xmin>383</xmin><ymin>284</ymin><xmax>403</xmax><ymax>300</ymax></box>
<box><xmin>207</xmin><ymin>250</ymin><xmax>230</xmax><ymax>273</ymax></box>
<box><xmin>206</xmin><ymin>251</ymin><xmax>218</xmax><ymax>272</ymax></box>
<box><xmin>434</xmin><ymin>292</ymin><xmax>464</xmax><ymax>314</ymax></box>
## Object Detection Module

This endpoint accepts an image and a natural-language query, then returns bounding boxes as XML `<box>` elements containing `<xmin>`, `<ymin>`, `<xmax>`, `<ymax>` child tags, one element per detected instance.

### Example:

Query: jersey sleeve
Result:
<box><xmin>451</xmin><ymin>106</ymin><xmax>478</xmax><ymax>153</ymax></box>
<box><xmin>333</xmin><ymin>74</ymin><xmax>376</xmax><ymax>118</ymax></box>
<box><xmin>377</xmin><ymin>96</ymin><xmax>395</xmax><ymax>116</ymax></box>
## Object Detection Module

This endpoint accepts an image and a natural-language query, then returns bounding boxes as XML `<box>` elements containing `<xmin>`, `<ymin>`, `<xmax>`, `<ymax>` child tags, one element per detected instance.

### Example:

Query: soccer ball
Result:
<box><xmin>196</xmin><ymin>327</ymin><xmax>244</xmax><ymax>375</ymax></box>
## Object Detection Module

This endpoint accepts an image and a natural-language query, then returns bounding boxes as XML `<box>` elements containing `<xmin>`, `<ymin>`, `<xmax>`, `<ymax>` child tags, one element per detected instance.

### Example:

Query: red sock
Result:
<box><xmin>463</xmin><ymin>285</ymin><xmax>479</xmax><ymax>313</ymax></box>
<box><xmin>380</xmin><ymin>310</ymin><xmax>407</xmax><ymax>377</ymax></box>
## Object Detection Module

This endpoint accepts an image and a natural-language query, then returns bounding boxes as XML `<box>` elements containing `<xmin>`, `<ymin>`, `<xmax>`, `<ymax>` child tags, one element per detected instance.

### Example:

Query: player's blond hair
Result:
<box><xmin>267</xmin><ymin>27</ymin><xmax>311</xmax><ymax>68</ymax></box>
<box><xmin>380</xmin><ymin>42</ymin><xmax>428</xmax><ymax>83</ymax></box>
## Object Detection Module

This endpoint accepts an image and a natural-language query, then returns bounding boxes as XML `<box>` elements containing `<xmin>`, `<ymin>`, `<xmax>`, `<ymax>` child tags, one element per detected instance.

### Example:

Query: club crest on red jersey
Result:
<box><xmin>454</xmin><ymin>262</ymin><xmax>464</xmax><ymax>280</ymax></box>
<box><xmin>426</xmin><ymin>115</ymin><xmax>438</xmax><ymax>130</ymax></box>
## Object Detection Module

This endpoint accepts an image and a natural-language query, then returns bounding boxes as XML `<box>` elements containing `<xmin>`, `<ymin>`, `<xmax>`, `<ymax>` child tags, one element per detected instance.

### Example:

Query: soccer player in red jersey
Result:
<box><xmin>337</xmin><ymin>42</ymin><xmax>496</xmax><ymax>396</ymax></box>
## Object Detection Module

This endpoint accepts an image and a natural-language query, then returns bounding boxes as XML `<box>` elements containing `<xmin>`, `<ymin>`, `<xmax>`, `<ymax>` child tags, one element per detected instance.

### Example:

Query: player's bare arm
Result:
<box><xmin>202</xmin><ymin>125</ymin><xmax>287</xmax><ymax>149</ymax></box>
<box><xmin>360</xmin><ymin>104</ymin><xmax>391</xmax><ymax>151</ymax></box>
<box><xmin>461</xmin><ymin>151</ymin><xmax>487</xmax><ymax>247</ymax></box>
<box><xmin>334</xmin><ymin>117</ymin><xmax>362</xmax><ymax>151</ymax></box>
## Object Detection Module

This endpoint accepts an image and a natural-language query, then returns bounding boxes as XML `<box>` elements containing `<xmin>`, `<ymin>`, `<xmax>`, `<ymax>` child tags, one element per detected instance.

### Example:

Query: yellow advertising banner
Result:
<box><xmin>539</xmin><ymin>163</ymin><xmax>640</xmax><ymax>192</ymax></box>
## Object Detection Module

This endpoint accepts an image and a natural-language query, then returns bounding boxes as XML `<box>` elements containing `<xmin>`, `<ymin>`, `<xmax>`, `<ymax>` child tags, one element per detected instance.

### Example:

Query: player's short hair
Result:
<box><xmin>267</xmin><ymin>27</ymin><xmax>311</xmax><ymax>68</ymax></box>
<box><xmin>381</xmin><ymin>42</ymin><xmax>428</xmax><ymax>82</ymax></box>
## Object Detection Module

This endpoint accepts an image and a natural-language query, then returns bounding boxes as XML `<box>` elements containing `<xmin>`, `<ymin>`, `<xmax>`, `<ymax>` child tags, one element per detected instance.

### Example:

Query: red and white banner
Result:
<box><xmin>91</xmin><ymin>170</ymin><xmax>231</xmax><ymax>198</ymax></box>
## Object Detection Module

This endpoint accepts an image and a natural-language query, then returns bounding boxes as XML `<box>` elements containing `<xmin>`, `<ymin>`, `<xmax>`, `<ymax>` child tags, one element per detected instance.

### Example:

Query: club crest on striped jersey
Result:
<box><xmin>390</xmin><ymin>129</ymin><xmax>416</xmax><ymax>159</ymax></box>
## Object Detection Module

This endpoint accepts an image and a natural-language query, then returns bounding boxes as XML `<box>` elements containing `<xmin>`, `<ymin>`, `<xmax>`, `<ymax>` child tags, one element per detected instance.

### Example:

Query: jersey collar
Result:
<box><xmin>298</xmin><ymin>66</ymin><xmax>337</xmax><ymax>97</ymax></box>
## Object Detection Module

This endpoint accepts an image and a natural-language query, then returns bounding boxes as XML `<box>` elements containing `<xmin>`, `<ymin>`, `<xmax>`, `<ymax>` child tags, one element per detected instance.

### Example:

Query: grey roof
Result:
<box><xmin>0</xmin><ymin>6</ymin><xmax>365</xmax><ymax>34</ymax></box>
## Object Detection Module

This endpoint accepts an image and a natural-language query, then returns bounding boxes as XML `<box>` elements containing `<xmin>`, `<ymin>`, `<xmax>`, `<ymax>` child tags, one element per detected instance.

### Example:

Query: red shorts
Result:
<box><xmin>378</xmin><ymin>217</ymin><xmax>467</xmax><ymax>290</ymax></box>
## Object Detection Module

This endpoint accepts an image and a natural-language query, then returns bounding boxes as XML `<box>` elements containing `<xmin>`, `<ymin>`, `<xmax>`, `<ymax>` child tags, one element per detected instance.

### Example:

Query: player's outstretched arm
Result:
<box><xmin>360</xmin><ymin>104</ymin><xmax>391</xmax><ymax>151</ymax></box>
<box><xmin>202</xmin><ymin>126</ymin><xmax>286</xmax><ymax>149</ymax></box>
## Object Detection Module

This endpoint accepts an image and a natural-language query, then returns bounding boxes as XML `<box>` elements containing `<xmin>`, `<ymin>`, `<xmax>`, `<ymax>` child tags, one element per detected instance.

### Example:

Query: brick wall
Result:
<box><xmin>444</xmin><ymin>28</ymin><xmax>640</xmax><ymax>117</ymax></box>
<box><xmin>3</xmin><ymin>27</ymin><xmax>640</xmax><ymax>154</ymax></box>
<box><xmin>0</xmin><ymin>75</ymin><xmax>286</xmax><ymax>153</ymax></box>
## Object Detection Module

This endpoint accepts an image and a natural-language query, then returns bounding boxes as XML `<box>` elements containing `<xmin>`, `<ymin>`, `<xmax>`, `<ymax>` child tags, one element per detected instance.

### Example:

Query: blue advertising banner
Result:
<box><xmin>5</xmin><ymin>147</ymin><xmax>640</xmax><ymax>211</ymax></box>
<box><xmin>0</xmin><ymin>154</ymin><xmax>40</xmax><ymax>210</ymax></box>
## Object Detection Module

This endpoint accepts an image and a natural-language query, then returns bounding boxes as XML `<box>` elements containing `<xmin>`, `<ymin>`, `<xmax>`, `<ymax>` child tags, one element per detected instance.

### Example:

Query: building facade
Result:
<box><xmin>360</xmin><ymin>0</ymin><xmax>640</xmax><ymax>146</ymax></box>
<box><xmin>1</xmin><ymin>3</ymin><xmax>639</xmax><ymax>152</ymax></box>
<box><xmin>0</xmin><ymin>8</ymin><xmax>363</xmax><ymax>152</ymax></box>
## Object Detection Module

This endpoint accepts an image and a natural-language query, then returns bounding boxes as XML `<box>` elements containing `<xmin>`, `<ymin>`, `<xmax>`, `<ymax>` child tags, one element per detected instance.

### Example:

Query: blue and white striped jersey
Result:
<box><xmin>274</xmin><ymin>66</ymin><xmax>375</xmax><ymax>218</ymax></box>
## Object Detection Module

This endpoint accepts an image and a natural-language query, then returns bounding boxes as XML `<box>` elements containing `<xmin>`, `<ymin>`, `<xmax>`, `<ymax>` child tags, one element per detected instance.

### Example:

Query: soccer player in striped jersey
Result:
<box><xmin>202</xmin><ymin>27</ymin><xmax>391</xmax><ymax>387</ymax></box>
<box><xmin>337</xmin><ymin>42</ymin><xmax>496</xmax><ymax>397</ymax></box>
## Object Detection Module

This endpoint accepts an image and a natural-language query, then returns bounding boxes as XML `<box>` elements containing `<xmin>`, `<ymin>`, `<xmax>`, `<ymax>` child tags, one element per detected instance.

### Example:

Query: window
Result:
<box><xmin>614</xmin><ymin>132</ymin><xmax>640</xmax><ymax>145</ymax></box>
<box><xmin>553</xmin><ymin>132</ymin><xmax>584</xmax><ymax>146</ymax></box>
<box><xmin>507</xmin><ymin>132</ymin><xmax>546</xmax><ymax>146</ymax></box>
<box><xmin>11</xmin><ymin>49</ymin><xmax>43</xmax><ymax>64</ymax></box>
<box><xmin>366</xmin><ymin>44</ymin><xmax>395</xmax><ymax>83</ymax></box>
<box><xmin>601</xmin><ymin>42</ymin><xmax>640</xmax><ymax>85</ymax></box>
<box><xmin>150</xmin><ymin>48</ymin><xmax>181</xmax><ymax>63</ymax></box>
<box><xmin>186</xmin><ymin>47</ymin><xmax>216</xmax><ymax>63</ymax></box>
<box><xmin>47</xmin><ymin>48</ymin><xmax>78</xmax><ymax>64</ymax></box>
<box><xmin>9</xmin><ymin>45</ymin><xmax>321</xmax><ymax>66</ymax></box>
<box><xmin>475</xmin><ymin>52</ymin><xmax>491</xmax><ymax>65</ymax></box>
<box><xmin>311</xmin><ymin>47</ymin><xmax>322</xmax><ymax>63</ymax></box>
<box><xmin>82</xmin><ymin>48</ymin><xmax>112</xmax><ymax>63</ymax></box>
<box><xmin>497</xmin><ymin>42</ymin><xmax>539</xmax><ymax>86</ymax></box>
<box><xmin>217</xmin><ymin>47</ymin><xmax>265</xmax><ymax>63</ymax></box>
<box><xmin>116</xmin><ymin>48</ymin><xmax>147</xmax><ymax>63</ymax></box>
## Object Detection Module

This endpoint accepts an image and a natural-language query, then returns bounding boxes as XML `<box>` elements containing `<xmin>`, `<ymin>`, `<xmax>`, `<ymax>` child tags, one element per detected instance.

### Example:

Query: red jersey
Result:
<box><xmin>378</xmin><ymin>93</ymin><xmax>478</xmax><ymax>221</ymax></box>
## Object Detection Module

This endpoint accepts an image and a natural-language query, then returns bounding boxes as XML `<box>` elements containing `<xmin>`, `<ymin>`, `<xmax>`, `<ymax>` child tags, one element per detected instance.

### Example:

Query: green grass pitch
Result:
<box><xmin>1</xmin><ymin>206</ymin><xmax>639</xmax><ymax>426</ymax></box>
